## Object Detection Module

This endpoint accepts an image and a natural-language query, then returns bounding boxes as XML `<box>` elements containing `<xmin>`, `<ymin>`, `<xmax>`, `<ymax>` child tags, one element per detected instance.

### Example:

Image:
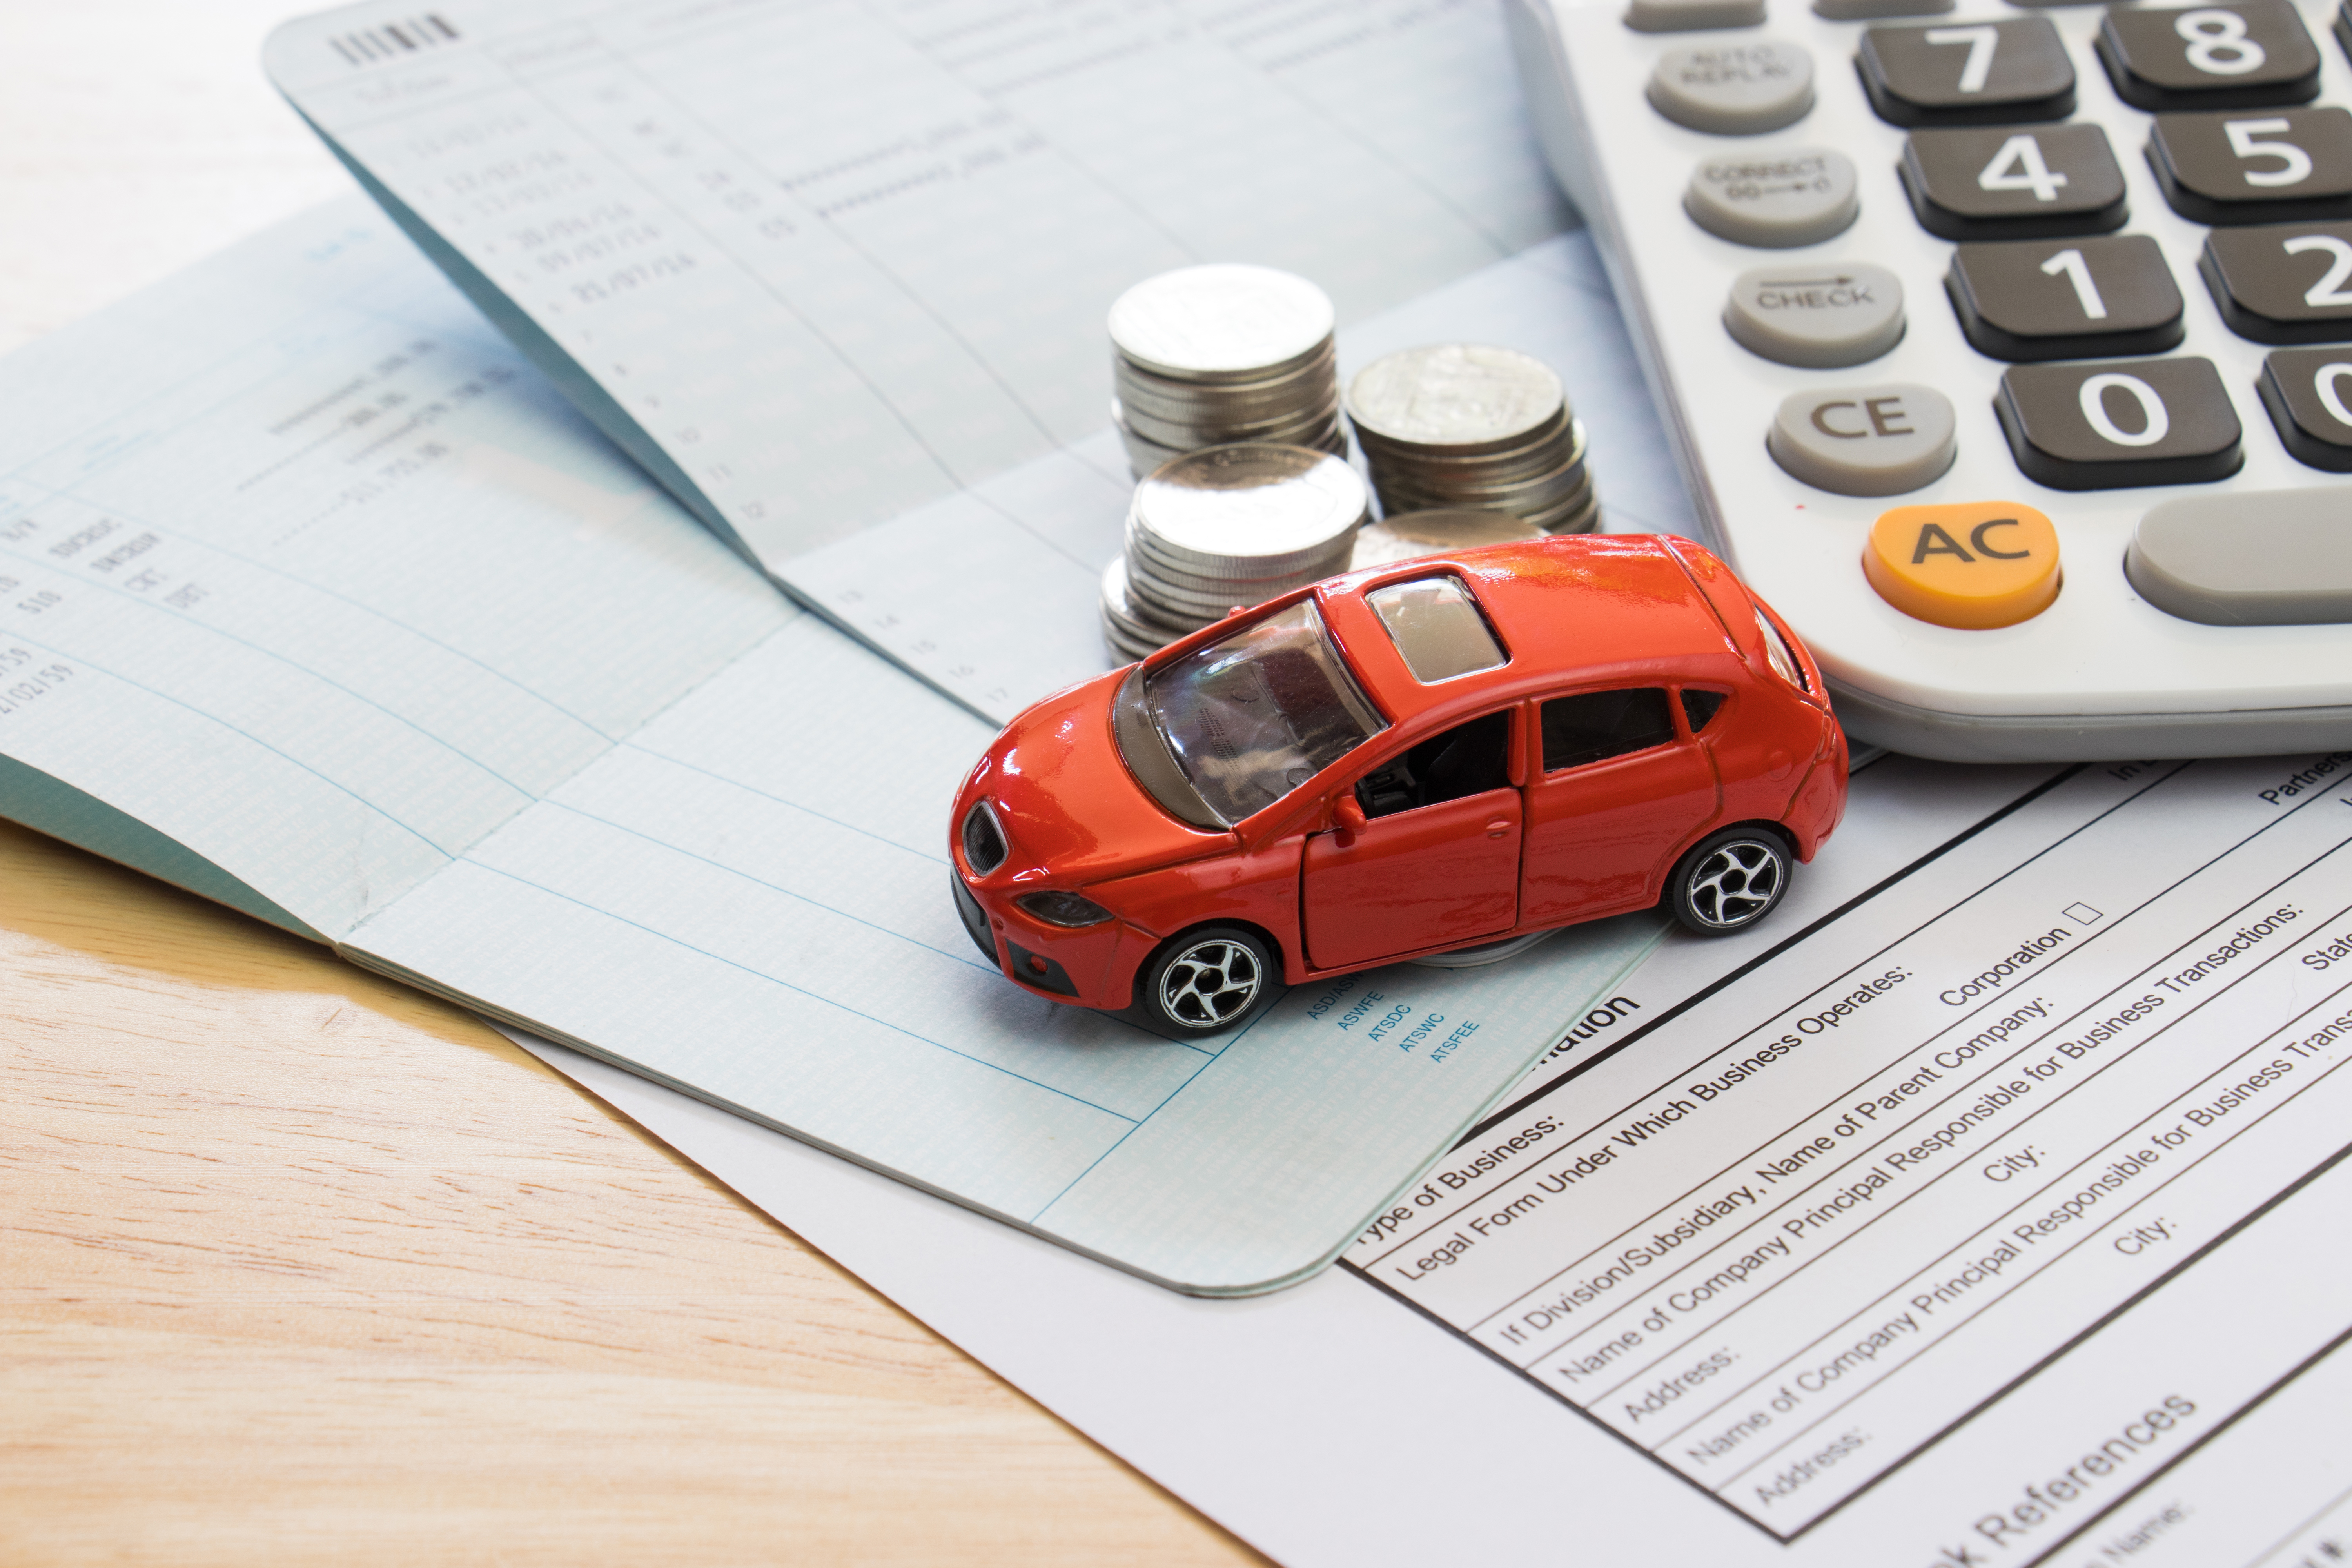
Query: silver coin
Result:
<box><xmin>1357</xmin><ymin>415</ymin><xmax>1583</xmax><ymax>484</ymax></box>
<box><xmin>1115</xmin><ymin>345</ymin><xmax>1336</xmax><ymax>408</ymax></box>
<box><xmin>1131</xmin><ymin>444</ymin><xmax>1369</xmax><ymax>573</ymax></box>
<box><xmin>1124</xmin><ymin>529</ymin><xmax>1346</xmax><ymax>595</ymax></box>
<box><xmin>1350</xmin><ymin>509</ymin><xmax>1544</xmax><ymax>569</ymax></box>
<box><xmin>1123</xmin><ymin>550</ymin><xmax>1331</xmax><ymax>616</ymax></box>
<box><xmin>1345</xmin><ymin>345</ymin><xmax>1567</xmax><ymax>456</ymax></box>
<box><xmin>1109</xmin><ymin>265</ymin><xmax>1336</xmax><ymax>383</ymax></box>
<box><xmin>1114</xmin><ymin>391</ymin><xmax>1343</xmax><ymax>452</ymax></box>
<box><xmin>1101</xmin><ymin>558</ymin><xmax>1193</xmax><ymax>641</ymax></box>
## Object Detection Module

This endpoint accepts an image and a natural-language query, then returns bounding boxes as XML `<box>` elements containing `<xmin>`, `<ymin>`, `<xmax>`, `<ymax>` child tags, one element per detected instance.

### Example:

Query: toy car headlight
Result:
<box><xmin>1015</xmin><ymin>890</ymin><xmax>1116</xmax><ymax>928</ymax></box>
<box><xmin>960</xmin><ymin>800</ymin><xmax>1009</xmax><ymax>874</ymax></box>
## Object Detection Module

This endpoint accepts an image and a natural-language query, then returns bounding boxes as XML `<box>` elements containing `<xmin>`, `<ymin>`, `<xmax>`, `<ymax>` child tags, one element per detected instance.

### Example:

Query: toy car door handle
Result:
<box><xmin>1485</xmin><ymin>818</ymin><xmax>1512</xmax><ymax>837</ymax></box>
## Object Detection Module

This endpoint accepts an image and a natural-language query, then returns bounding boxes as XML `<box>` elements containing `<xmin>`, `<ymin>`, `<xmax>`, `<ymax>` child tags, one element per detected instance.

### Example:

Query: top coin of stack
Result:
<box><xmin>1108</xmin><ymin>265</ymin><xmax>1347</xmax><ymax>478</ymax></box>
<box><xmin>1098</xmin><ymin>444</ymin><xmax>1368</xmax><ymax>663</ymax></box>
<box><xmin>1345</xmin><ymin>345</ymin><xmax>1597</xmax><ymax>534</ymax></box>
<box><xmin>1349</xmin><ymin>508</ymin><xmax>1545</xmax><ymax>570</ymax></box>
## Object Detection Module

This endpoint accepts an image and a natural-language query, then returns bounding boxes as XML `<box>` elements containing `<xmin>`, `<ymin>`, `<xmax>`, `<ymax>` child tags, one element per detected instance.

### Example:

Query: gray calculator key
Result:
<box><xmin>1768</xmin><ymin>383</ymin><xmax>1958</xmax><ymax>494</ymax></box>
<box><xmin>2257</xmin><ymin>345</ymin><xmax>2352</xmax><ymax>467</ymax></box>
<box><xmin>1725</xmin><ymin>263</ymin><xmax>1906</xmax><ymax>367</ymax></box>
<box><xmin>1649</xmin><ymin>42</ymin><xmax>1816</xmax><ymax>134</ymax></box>
<box><xmin>1817</xmin><ymin>0</ymin><xmax>1950</xmax><ymax>17</ymax></box>
<box><xmin>1685</xmin><ymin>147</ymin><xmax>1860</xmax><ymax>245</ymax></box>
<box><xmin>2148</xmin><ymin>108</ymin><xmax>2352</xmax><ymax>225</ymax></box>
<box><xmin>1816</xmin><ymin>0</ymin><xmax>1949</xmax><ymax>18</ymax></box>
<box><xmin>1946</xmin><ymin>235</ymin><xmax>2185</xmax><ymax>360</ymax></box>
<box><xmin>2095</xmin><ymin>0</ymin><xmax>2319</xmax><ymax>113</ymax></box>
<box><xmin>1627</xmin><ymin>0</ymin><xmax>1766</xmax><ymax>32</ymax></box>
<box><xmin>2200</xmin><ymin>222</ymin><xmax>2352</xmax><ymax>342</ymax></box>
<box><xmin>1858</xmin><ymin>19</ymin><xmax>2076</xmax><ymax>127</ymax></box>
<box><xmin>1994</xmin><ymin>357</ymin><xmax>2244</xmax><ymax>489</ymax></box>
<box><xmin>2128</xmin><ymin>488</ymin><xmax>2352</xmax><ymax>624</ymax></box>
<box><xmin>1901</xmin><ymin>124</ymin><xmax>2129</xmax><ymax>240</ymax></box>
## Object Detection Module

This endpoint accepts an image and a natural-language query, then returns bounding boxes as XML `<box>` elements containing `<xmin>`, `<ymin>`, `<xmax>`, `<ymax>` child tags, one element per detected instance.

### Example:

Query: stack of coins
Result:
<box><xmin>1345</xmin><ymin>345</ymin><xmax>1598</xmax><ymax>534</ymax></box>
<box><xmin>1100</xmin><ymin>444</ymin><xmax>1369</xmax><ymax>662</ymax></box>
<box><xmin>1349</xmin><ymin>508</ymin><xmax>1544</xmax><ymax>570</ymax></box>
<box><xmin>1108</xmin><ymin>265</ymin><xmax>1347</xmax><ymax>478</ymax></box>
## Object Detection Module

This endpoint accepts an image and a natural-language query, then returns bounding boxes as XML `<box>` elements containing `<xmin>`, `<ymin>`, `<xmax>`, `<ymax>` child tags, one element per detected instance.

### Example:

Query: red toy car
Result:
<box><xmin>950</xmin><ymin>534</ymin><xmax>1846</xmax><ymax>1036</ymax></box>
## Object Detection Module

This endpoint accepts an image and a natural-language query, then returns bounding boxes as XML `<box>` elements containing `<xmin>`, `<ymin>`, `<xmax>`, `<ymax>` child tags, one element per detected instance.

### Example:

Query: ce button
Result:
<box><xmin>1769</xmin><ymin>383</ymin><xmax>1957</xmax><ymax>497</ymax></box>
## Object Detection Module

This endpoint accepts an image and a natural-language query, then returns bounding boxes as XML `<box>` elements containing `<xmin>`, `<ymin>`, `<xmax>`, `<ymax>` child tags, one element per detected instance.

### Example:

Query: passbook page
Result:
<box><xmin>262</xmin><ymin>0</ymin><xmax>1578</xmax><ymax>715</ymax></box>
<box><xmin>0</xmin><ymin>200</ymin><xmax>788</xmax><ymax>937</ymax></box>
<box><xmin>0</xmin><ymin>199</ymin><xmax>1677</xmax><ymax>1293</ymax></box>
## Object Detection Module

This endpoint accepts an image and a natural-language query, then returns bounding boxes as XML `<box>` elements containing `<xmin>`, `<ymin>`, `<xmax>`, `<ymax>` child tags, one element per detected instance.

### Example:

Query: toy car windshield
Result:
<box><xmin>1138</xmin><ymin>600</ymin><xmax>1387</xmax><ymax>827</ymax></box>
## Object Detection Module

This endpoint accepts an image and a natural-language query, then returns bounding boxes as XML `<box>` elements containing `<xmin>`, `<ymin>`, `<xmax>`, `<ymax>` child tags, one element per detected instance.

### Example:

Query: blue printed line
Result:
<box><xmin>537</xmin><ymin>795</ymin><xmax>989</xmax><ymax>970</ymax></box>
<box><xmin>0</xmin><ymin>628</ymin><xmax>453</xmax><ymax>856</ymax></box>
<box><xmin>619</xmin><ymin>742</ymin><xmax>948</xmax><ymax>866</ymax></box>
<box><xmin>450</xmin><ymin>857</ymin><xmax>1143</xmax><ymax>1125</ymax></box>
<box><xmin>1025</xmin><ymin>1002</ymin><xmax>1274</xmax><ymax>1223</ymax></box>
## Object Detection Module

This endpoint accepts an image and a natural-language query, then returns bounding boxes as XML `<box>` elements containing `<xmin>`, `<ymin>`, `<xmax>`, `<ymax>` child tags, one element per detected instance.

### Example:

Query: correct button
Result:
<box><xmin>1686</xmin><ymin>147</ymin><xmax>1859</xmax><ymax>245</ymax></box>
<box><xmin>1864</xmin><ymin>502</ymin><xmax>2062</xmax><ymax>628</ymax></box>
<box><xmin>1769</xmin><ymin>383</ymin><xmax>1957</xmax><ymax>495</ymax></box>
<box><xmin>1726</xmin><ymin>262</ymin><xmax>1906</xmax><ymax>367</ymax></box>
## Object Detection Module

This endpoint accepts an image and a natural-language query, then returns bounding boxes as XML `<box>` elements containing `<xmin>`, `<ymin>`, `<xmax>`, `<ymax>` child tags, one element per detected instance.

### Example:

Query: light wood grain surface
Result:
<box><xmin>0</xmin><ymin>6</ymin><xmax>1265</xmax><ymax>1562</ymax></box>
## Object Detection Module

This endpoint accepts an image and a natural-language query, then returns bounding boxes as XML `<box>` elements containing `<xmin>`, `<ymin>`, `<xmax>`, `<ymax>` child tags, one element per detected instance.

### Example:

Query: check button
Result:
<box><xmin>1864</xmin><ymin>501</ymin><xmax>2062</xmax><ymax>628</ymax></box>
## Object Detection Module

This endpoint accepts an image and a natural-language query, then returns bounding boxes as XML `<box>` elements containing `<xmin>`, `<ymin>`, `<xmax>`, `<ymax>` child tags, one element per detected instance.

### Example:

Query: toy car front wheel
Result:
<box><xmin>1133</xmin><ymin>925</ymin><xmax>1280</xmax><ymax>1037</ymax></box>
<box><xmin>1666</xmin><ymin>828</ymin><xmax>1792</xmax><ymax>936</ymax></box>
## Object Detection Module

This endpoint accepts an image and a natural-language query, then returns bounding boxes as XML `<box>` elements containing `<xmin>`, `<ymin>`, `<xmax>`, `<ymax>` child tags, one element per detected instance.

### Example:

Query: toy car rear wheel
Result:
<box><xmin>1666</xmin><ymin>828</ymin><xmax>1792</xmax><ymax>936</ymax></box>
<box><xmin>1133</xmin><ymin>925</ymin><xmax>1280</xmax><ymax>1037</ymax></box>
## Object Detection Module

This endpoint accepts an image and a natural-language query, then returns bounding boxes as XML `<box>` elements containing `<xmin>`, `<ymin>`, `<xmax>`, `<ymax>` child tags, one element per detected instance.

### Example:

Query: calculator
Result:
<box><xmin>1507</xmin><ymin>0</ymin><xmax>2352</xmax><ymax>761</ymax></box>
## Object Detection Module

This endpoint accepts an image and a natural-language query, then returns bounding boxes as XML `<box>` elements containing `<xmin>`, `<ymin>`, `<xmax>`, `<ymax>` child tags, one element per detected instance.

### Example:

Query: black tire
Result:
<box><xmin>1665</xmin><ymin>828</ymin><xmax>1793</xmax><ymax>936</ymax></box>
<box><xmin>1130</xmin><ymin>924</ymin><xmax>1282</xmax><ymax>1038</ymax></box>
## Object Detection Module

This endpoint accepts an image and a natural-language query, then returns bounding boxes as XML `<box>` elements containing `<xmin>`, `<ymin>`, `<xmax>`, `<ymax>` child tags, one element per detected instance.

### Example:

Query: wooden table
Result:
<box><xmin>0</xmin><ymin>7</ymin><xmax>1263</xmax><ymax>1561</ymax></box>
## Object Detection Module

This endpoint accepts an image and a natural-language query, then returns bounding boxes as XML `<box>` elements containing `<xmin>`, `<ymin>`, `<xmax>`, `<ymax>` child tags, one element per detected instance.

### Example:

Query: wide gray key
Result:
<box><xmin>1902</xmin><ymin>123</ymin><xmax>2129</xmax><ymax>240</ymax></box>
<box><xmin>1649</xmin><ymin>41</ymin><xmax>1816</xmax><ymax>133</ymax></box>
<box><xmin>2201</xmin><ymin>222</ymin><xmax>2352</xmax><ymax>342</ymax></box>
<box><xmin>2147</xmin><ymin>107</ymin><xmax>2352</xmax><ymax>224</ymax></box>
<box><xmin>2128</xmin><ymin>487</ymin><xmax>2352</xmax><ymax>623</ymax></box>
<box><xmin>1994</xmin><ymin>356</ymin><xmax>2243</xmax><ymax>488</ymax></box>
<box><xmin>2096</xmin><ymin>0</ymin><xmax>2319</xmax><ymax>113</ymax></box>
<box><xmin>1725</xmin><ymin>263</ymin><xmax>1906</xmax><ymax>366</ymax></box>
<box><xmin>1685</xmin><ymin>147</ymin><xmax>1860</xmax><ymax>245</ymax></box>
<box><xmin>1946</xmin><ymin>234</ymin><xmax>2185</xmax><ymax>359</ymax></box>
<box><xmin>1858</xmin><ymin>19</ymin><xmax>2076</xmax><ymax>127</ymax></box>
<box><xmin>1628</xmin><ymin>0</ymin><xmax>1766</xmax><ymax>32</ymax></box>
<box><xmin>1768</xmin><ymin>382</ymin><xmax>1958</xmax><ymax>494</ymax></box>
<box><xmin>1817</xmin><ymin>0</ymin><xmax>1950</xmax><ymax>18</ymax></box>
<box><xmin>2258</xmin><ymin>345</ymin><xmax>2352</xmax><ymax>467</ymax></box>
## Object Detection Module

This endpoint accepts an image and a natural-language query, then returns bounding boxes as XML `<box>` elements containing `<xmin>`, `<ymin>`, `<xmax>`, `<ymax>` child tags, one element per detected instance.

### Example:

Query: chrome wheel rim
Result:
<box><xmin>1158</xmin><ymin>938</ymin><xmax>1263</xmax><ymax>1029</ymax></box>
<box><xmin>1686</xmin><ymin>840</ymin><xmax>1784</xmax><ymax>929</ymax></box>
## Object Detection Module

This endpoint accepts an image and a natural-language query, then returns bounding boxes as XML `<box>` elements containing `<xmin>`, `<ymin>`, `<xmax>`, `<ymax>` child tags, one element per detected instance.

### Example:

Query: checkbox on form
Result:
<box><xmin>2064</xmin><ymin>903</ymin><xmax>2103</xmax><ymax>926</ymax></box>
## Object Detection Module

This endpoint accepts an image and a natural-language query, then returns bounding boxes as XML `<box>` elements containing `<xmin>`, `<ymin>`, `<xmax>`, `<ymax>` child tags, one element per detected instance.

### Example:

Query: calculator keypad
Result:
<box><xmin>2147</xmin><ymin>107</ymin><xmax>2352</xmax><ymax>224</ymax></box>
<box><xmin>1858</xmin><ymin>19</ymin><xmax>2076</xmax><ymax>127</ymax></box>
<box><xmin>2094</xmin><ymin>0</ymin><xmax>2321</xmax><ymax>113</ymax></box>
<box><xmin>1650</xmin><ymin>41</ymin><xmax>1818</xmax><ymax>132</ymax></box>
<box><xmin>1995</xmin><ymin>357</ymin><xmax>2245</xmax><ymax>488</ymax></box>
<box><xmin>1946</xmin><ymin>235</ymin><xmax>2186</xmax><ymax>359</ymax></box>
<box><xmin>2199</xmin><ymin>221</ymin><xmax>2352</xmax><ymax>340</ymax></box>
<box><xmin>2256</xmin><ymin>344</ymin><xmax>2352</xmax><ymax>466</ymax></box>
<box><xmin>1687</xmin><ymin>148</ymin><xmax>1861</xmax><ymax>245</ymax></box>
<box><xmin>1901</xmin><ymin>123</ymin><xmax>2129</xmax><ymax>238</ymax></box>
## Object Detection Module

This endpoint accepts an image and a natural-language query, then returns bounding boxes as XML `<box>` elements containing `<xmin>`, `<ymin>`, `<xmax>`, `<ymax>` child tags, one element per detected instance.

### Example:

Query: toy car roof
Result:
<box><xmin>1312</xmin><ymin>533</ymin><xmax>1747</xmax><ymax>726</ymax></box>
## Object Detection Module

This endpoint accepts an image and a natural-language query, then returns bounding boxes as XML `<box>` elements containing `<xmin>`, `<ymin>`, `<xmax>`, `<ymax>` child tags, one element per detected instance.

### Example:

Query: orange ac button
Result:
<box><xmin>1863</xmin><ymin>501</ymin><xmax>2062</xmax><ymax>630</ymax></box>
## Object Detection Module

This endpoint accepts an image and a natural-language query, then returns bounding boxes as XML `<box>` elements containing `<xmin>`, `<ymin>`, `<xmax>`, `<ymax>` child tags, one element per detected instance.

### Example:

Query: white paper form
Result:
<box><xmin>0</xmin><ymin>198</ymin><xmax>1672</xmax><ymax>1293</ymax></box>
<box><xmin>522</xmin><ymin>753</ymin><xmax>2352</xmax><ymax>1565</ymax></box>
<box><xmin>261</xmin><ymin>0</ymin><xmax>1579</xmax><ymax>717</ymax></box>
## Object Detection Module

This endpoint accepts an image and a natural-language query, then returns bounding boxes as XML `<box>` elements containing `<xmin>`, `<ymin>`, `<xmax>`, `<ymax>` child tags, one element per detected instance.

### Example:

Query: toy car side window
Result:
<box><xmin>1680</xmin><ymin>688</ymin><xmax>1728</xmax><ymax>732</ymax></box>
<box><xmin>1353</xmin><ymin>710</ymin><xmax>1513</xmax><ymax>819</ymax></box>
<box><xmin>1541</xmin><ymin>688</ymin><xmax>1677</xmax><ymax>772</ymax></box>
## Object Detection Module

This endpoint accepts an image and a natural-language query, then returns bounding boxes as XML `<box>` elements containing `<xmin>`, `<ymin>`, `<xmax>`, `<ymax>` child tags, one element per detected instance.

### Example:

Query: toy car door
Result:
<box><xmin>1520</xmin><ymin>687</ymin><xmax>1719</xmax><ymax>925</ymax></box>
<box><xmin>1301</xmin><ymin>708</ymin><xmax>1521</xmax><ymax>969</ymax></box>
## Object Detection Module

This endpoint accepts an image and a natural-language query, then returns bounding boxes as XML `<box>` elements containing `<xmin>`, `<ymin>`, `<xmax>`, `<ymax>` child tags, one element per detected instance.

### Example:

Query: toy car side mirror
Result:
<box><xmin>1333</xmin><ymin>796</ymin><xmax>1368</xmax><ymax>835</ymax></box>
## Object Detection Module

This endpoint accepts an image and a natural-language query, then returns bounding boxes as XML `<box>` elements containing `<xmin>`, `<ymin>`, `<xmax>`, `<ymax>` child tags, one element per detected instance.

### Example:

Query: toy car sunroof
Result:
<box><xmin>1509</xmin><ymin>0</ymin><xmax>2352</xmax><ymax>760</ymax></box>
